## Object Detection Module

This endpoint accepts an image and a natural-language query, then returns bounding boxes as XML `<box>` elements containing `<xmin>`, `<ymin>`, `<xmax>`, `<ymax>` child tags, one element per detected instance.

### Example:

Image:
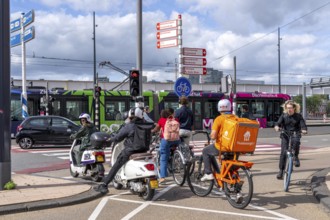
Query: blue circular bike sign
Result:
<box><xmin>174</xmin><ymin>77</ymin><xmax>192</xmax><ymax>97</ymax></box>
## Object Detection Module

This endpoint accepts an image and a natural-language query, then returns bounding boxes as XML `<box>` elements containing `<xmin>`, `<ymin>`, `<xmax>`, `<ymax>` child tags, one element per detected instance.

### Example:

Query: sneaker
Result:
<box><xmin>294</xmin><ymin>156</ymin><xmax>300</xmax><ymax>167</ymax></box>
<box><xmin>94</xmin><ymin>183</ymin><xmax>109</xmax><ymax>194</ymax></box>
<box><xmin>276</xmin><ymin>170</ymin><xmax>283</xmax><ymax>180</ymax></box>
<box><xmin>236</xmin><ymin>193</ymin><xmax>243</xmax><ymax>204</ymax></box>
<box><xmin>201</xmin><ymin>173</ymin><xmax>214</xmax><ymax>181</ymax></box>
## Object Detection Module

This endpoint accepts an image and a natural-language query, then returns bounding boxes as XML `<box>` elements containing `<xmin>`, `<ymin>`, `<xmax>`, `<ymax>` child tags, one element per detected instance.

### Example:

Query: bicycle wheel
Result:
<box><xmin>187</xmin><ymin>157</ymin><xmax>214</xmax><ymax>197</ymax></box>
<box><xmin>223</xmin><ymin>166</ymin><xmax>253</xmax><ymax>209</ymax></box>
<box><xmin>284</xmin><ymin>154</ymin><xmax>293</xmax><ymax>192</ymax></box>
<box><xmin>172</xmin><ymin>151</ymin><xmax>186</xmax><ymax>186</ymax></box>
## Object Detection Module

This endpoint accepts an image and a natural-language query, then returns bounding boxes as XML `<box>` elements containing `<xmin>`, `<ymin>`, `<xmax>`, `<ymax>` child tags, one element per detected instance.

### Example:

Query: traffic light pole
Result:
<box><xmin>137</xmin><ymin>0</ymin><xmax>143</xmax><ymax>96</ymax></box>
<box><xmin>0</xmin><ymin>0</ymin><xmax>12</xmax><ymax>190</ymax></box>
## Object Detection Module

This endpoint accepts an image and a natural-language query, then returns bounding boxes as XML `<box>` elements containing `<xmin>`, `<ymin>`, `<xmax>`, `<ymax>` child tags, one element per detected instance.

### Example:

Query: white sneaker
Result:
<box><xmin>200</xmin><ymin>173</ymin><xmax>214</xmax><ymax>181</ymax></box>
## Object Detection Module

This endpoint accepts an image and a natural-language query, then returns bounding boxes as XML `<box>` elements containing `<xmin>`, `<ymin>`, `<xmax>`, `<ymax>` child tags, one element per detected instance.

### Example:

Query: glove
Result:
<box><xmin>302</xmin><ymin>130</ymin><xmax>307</xmax><ymax>134</ymax></box>
<box><xmin>70</xmin><ymin>134</ymin><xmax>74</xmax><ymax>140</ymax></box>
<box><xmin>274</xmin><ymin>126</ymin><xmax>280</xmax><ymax>132</ymax></box>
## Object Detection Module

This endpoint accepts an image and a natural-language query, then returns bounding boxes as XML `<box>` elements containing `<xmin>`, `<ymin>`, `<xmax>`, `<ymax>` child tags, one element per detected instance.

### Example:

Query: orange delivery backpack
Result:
<box><xmin>220</xmin><ymin>115</ymin><xmax>260</xmax><ymax>153</ymax></box>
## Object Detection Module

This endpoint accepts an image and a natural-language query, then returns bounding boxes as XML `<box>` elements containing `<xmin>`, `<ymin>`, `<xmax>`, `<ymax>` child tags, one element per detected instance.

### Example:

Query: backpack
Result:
<box><xmin>132</xmin><ymin>123</ymin><xmax>153</xmax><ymax>152</ymax></box>
<box><xmin>220</xmin><ymin>114</ymin><xmax>259</xmax><ymax>153</ymax></box>
<box><xmin>163</xmin><ymin>116</ymin><xmax>180</xmax><ymax>141</ymax></box>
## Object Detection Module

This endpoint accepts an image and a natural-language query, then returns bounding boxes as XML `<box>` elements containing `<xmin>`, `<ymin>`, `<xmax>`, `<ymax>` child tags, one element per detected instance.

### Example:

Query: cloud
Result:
<box><xmin>9</xmin><ymin>0</ymin><xmax>330</xmax><ymax>85</ymax></box>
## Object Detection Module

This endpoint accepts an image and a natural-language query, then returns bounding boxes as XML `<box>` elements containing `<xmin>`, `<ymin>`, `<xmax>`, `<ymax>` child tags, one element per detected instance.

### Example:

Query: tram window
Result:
<box><xmin>105</xmin><ymin>101</ymin><xmax>126</xmax><ymax>120</ymax></box>
<box><xmin>52</xmin><ymin>100</ymin><xmax>61</xmax><ymax>116</ymax></box>
<box><xmin>251</xmin><ymin>101</ymin><xmax>265</xmax><ymax>118</ymax></box>
<box><xmin>28</xmin><ymin>100</ymin><xmax>34</xmax><ymax>116</ymax></box>
<box><xmin>164</xmin><ymin>102</ymin><xmax>179</xmax><ymax>111</ymax></box>
<box><xmin>204</xmin><ymin>101</ymin><xmax>219</xmax><ymax>119</ymax></box>
<box><xmin>11</xmin><ymin>99</ymin><xmax>23</xmax><ymax>121</ymax></box>
<box><xmin>66</xmin><ymin>100</ymin><xmax>85</xmax><ymax>121</ymax></box>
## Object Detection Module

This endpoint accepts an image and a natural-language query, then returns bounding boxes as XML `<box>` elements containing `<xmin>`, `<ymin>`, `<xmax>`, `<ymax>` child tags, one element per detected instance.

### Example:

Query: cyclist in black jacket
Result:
<box><xmin>274</xmin><ymin>100</ymin><xmax>307</xmax><ymax>179</ymax></box>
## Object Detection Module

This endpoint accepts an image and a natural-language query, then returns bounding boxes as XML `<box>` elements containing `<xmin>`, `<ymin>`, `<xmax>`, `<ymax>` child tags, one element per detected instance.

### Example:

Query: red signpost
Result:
<box><xmin>182</xmin><ymin>57</ymin><xmax>207</xmax><ymax>66</ymax></box>
<box><xmin>156</xmin><ymin>19</ymin><xmax>178</xmax><ymax>30</ymax></box>
<box><xmin>182</xmin><ymin>67</ymin><xmax>207</xmax><ymax>75</ymax></box>
<box><xmin>157</xmin><ymin>38</ymin><xmax>179</xmax><ymax>49</ymax></box>
<box><xmin>182</xmin><ymin>47</ymin><xmax>207</xmax><ymax>57</ymax></box>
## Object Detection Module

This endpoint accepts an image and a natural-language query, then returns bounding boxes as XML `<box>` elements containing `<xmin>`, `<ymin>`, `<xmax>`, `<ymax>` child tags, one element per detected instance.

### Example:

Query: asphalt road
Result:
<box><xmin>5</xmin><ymin>126</ymin><xmax>330</xmax><ymax>219</ymax></box>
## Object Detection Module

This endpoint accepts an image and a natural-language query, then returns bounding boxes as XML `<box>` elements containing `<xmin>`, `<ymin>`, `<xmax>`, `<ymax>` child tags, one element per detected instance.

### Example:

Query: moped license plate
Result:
<box><xmin>149</xmin><ymin>180</ymin><xmax>158</xmax><ymax>189</ymax></box>
<box><xmin>96</xmin><ymin>155</ymin><xmax>104</xmax><ymax>162</ymax></box>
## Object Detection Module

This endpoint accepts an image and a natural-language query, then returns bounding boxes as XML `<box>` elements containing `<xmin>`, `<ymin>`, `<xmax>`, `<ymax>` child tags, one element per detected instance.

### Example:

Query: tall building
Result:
<box><xmin>188</xmin><ymin>68</ymin><xmax>223</xmax><ymax>84</ymax></box>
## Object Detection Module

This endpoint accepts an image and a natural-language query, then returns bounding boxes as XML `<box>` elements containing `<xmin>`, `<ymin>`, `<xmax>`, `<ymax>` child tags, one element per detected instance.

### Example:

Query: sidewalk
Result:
<box><xmin>0</xmin><ymin>174</ymin><xmax>103</xmax><ymax>215</ymax></box>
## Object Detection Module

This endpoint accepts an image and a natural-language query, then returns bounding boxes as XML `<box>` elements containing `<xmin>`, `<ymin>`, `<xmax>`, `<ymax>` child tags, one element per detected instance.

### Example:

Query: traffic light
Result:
<box><xmin>129</xmin><ymin>70</ymin><xmax>140</xmax><ymax>97</ymax></box>
<box><xmin>95</xmin><ymin>86</ymin><xmax>102</xmax><ymax>97</ymax></box>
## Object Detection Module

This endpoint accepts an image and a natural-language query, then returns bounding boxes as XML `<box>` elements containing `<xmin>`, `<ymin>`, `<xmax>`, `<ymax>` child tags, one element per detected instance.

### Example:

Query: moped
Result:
<box><xmin>69</xmin><ymin>132</ymin><xmax>110</xmax><ymax>182</ymax></box>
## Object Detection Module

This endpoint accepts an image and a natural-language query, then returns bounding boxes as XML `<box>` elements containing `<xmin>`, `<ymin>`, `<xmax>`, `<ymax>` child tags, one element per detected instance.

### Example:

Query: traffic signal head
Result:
<box><xmin>129</xmin><ymin>70</ymin><xmax>140</xmax><ymax>97</ymax></box>
<box><xmin>95</xmin><ymin>86</ymin><xmax>102</xmax><ymax>97</ymax></box>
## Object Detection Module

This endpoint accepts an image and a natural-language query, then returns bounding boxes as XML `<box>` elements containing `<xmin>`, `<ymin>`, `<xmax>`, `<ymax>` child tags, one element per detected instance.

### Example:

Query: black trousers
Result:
<box><xmin>202</xmin><ymin>144</ymin><xmax>219</xmax><ymax>174</ymax></box>
<box><xmin>278</xmin><ymin>134</ymin><xmax>301</xmax><ymax>170</ymax></box>
<box><xmin>103</xmin><ymin>147</ymin><xmax>143</xmax><ymax>186</ymax></box>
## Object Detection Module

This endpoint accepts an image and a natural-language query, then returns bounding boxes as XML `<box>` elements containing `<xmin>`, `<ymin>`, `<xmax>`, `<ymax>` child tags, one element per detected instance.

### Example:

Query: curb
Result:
<box><xmin>311</xmin><ymin>167</ymin><xmax>330</xmax><ymax>215</ymax></box>
<box><xmin>0</xmin><ymin>187</ymin><xmax>104</xmax><ymax>215</ymax></box>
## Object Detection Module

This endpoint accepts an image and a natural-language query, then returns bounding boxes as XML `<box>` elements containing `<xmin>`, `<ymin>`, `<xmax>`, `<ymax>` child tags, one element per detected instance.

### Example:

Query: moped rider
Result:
<box><xmin>201</xmin><ymin>99</ymin><xmax>234</xmax><ymax>181</ymax></box>
<box><xmin>94</xmin><ymin>107</ymin><xmax>148</xmax><ymax>194</ymax></box>
<box><xmin>70</xmin><ymin>113</ymin><xmax>96</xmax><ymax>165</ymax></box>
<box><xmin>274</xmin><ymin>100</ymin><xmax>307</xmax><ymax>179</ymax></box>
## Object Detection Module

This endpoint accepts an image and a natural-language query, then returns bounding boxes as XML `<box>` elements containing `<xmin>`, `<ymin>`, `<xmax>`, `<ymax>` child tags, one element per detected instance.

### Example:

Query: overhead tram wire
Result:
<box><xmin>212</xmin><ymin>1</ymin><xmax>330</xmax><ymax>62</ymax></box>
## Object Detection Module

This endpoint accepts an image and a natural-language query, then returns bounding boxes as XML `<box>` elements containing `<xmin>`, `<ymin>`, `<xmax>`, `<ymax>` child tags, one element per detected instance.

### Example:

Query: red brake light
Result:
<box><xmin>17</xmin><ymin>125</ymin><xmax>23</xmax><ymax>132</ymax></box>
<box><xmin>144</xmin><ymin>164</ymin><xmax>155</xmax><ymax>171</ymax></box>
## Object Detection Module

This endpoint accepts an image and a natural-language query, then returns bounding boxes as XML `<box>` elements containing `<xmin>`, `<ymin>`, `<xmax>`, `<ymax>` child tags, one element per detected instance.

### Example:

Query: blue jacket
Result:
<box><xmin>174</xmin><ymin>106</ymin><xmax>194</xmax><ymax>130</ymax></box>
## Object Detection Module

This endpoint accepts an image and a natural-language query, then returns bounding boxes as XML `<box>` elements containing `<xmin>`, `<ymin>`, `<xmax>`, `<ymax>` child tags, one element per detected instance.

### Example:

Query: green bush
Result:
<box><xmin>4</xmin><ymin>180</ymin><xmax>16</xmax><ymax>190</ymax></box>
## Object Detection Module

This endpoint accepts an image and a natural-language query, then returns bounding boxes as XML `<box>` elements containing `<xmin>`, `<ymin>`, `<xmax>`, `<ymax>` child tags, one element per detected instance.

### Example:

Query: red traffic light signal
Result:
<box><xmin>129</xmin><ymin>70</ymin><xmax>140</xmax><ymax>97</ymax></box>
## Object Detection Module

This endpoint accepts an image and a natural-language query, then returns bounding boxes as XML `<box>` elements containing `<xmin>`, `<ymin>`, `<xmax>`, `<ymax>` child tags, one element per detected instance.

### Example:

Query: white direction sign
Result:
<box><xmin>182</xmin><ymin>57</ymin><xmax>207</xmax><ymax>66</ymax></box>
<box><xmin>156</xmin><ymin>29</ymin><xmax>179</xmax><ymax>40</ymax></box>
<box><xmin>182</xmin><ymin>47</ymin><xmax>207</xmax><ymax>57</ymax></box>
<box><xmin>156</xmin><ymin>19</ymin><xmax>178</xmax><ymax>30</ymax></box>
<box><xmin>182</xmin><ymin>67</ymin><xmax>207</xmax><ymax>75</ymax></box>
<box><xmin>157</xmin><ymin>38</ymin><xmax>180</xmax><ymax>49</ymax></box>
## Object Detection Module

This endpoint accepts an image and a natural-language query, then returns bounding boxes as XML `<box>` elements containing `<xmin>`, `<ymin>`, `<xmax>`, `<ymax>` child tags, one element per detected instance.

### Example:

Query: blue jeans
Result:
<box><xmin>159</xmin><ymin>138</ymin><xmax>180</xmax><ymax>178</ymax></box>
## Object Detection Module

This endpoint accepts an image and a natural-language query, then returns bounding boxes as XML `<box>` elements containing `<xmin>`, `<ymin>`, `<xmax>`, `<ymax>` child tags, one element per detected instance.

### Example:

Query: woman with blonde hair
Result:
<box><xmin>274</xmin><ymin>100</ymin><xmax>307</xmax><ymax>179</ymax></box>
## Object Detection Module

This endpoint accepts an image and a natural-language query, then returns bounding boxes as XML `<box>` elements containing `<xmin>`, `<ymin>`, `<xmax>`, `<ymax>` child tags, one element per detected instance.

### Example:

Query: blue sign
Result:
<box><xmin>10</xmin><ymin>26</ymin><xmax>35</xmax><ymax>48</ymax></box>
<box><xmin>10</xmin><ymin>10</ymin><xmax>35</xmax><ymax>33</ymax></box>
<box><xmin>10</xmin><ymin>18</ymin><xmax>21</xmax><ymax>33</ymax></box>
<box><xmin>174</xmin><ymin>77</ymin><xmax>192</xmax><ymax>97</ymax></box>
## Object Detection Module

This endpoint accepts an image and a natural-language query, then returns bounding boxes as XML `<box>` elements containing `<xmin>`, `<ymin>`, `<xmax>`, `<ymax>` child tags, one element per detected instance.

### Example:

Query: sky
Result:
<box><xmin>9</xmin><ymin>0</ymin><xmax>330</xmax><ymax>85</ymax></box>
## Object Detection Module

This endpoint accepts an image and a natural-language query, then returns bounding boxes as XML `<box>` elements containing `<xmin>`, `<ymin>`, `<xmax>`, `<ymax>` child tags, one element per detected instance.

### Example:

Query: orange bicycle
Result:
<box><xmin>187</xmin><ymin>131</ymin><xmax>254</xmax><ymax>209</ymax></box>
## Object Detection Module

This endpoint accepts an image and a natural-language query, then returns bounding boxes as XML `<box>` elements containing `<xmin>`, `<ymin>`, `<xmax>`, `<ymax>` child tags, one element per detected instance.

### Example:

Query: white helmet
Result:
<box><xmin>218</xmin><ymin>99</ymin><xmax>231</xmax><ymax>112</ymax></box>
<box><xmin>128</xmin><ymin>107</ymin><xmax>143</xmax><ymax>119</ymax></box>
<box><xmin>79</xmin><ymin>113</ymin><xmax>92</xmax><ymax>123</ymax></box>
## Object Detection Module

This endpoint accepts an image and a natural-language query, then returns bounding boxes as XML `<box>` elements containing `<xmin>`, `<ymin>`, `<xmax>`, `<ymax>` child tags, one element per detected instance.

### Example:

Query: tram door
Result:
<box><xmin>192</xmin><ymin>100</ymin><xmax>202</xmax><ymax>130</ymax></box>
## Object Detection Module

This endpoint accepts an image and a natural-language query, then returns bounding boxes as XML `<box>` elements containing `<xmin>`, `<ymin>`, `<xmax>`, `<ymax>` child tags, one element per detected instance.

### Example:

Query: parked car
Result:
<box><xmin>15</xmin><ymin>115</ymin><xmax>81</xmax><ymax>149</ymax></box>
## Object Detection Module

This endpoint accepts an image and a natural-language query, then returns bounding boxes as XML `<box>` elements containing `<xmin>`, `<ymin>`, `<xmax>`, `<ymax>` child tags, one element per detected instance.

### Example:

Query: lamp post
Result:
<box><xmin>278</xmin><ymin>27</ymin><xmax>281</xmax><ymax>93</ymax></box>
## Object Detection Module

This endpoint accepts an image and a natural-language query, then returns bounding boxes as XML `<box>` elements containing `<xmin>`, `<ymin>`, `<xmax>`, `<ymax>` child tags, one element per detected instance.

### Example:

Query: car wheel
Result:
<box><xmin>18</xmin><ymin>137</ymin><xmax>33</xmax><ymax>149</ymax></box>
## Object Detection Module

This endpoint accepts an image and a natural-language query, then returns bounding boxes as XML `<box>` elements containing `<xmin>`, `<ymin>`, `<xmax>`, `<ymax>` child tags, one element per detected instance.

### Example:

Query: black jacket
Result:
<box><xmin>111</xmin><ymin>119</ymin><xmax>148</xmax><ymax>150</ymax></box>
<box><xmin>275</xmin><ymin>113</ymin><xmax>307</xmax><ymax>132</ymax></box>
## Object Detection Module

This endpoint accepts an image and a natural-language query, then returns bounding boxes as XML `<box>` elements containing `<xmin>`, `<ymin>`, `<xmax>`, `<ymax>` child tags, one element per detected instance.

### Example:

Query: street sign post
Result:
<box><xmin>182</xmin><ymin>67</ymin><xmax>207</xmax><ymax>75</ymax></box>
<box><xmin>182</xmin><ymin>57</ymin><xmax>207</xmax><ymax>66</ymax></box>
<box><xmin>182</xmin><ymin>47</ymin><xmax>207</xmax><ymax>57</ymax></box>
<box><xmin>156</xmin><ymin>29</ymin><xmax>179</xmax><ymax>40</ymax></box>
<box><xmin>156</xmin><ymin>19</ymin><xmax>179</xmax><ymax>30</ymax></box>
<box><xmin>10</xmin><ymin>10</ymin><xmax>34</xmax><ymax>32</ymax></box>
<box><xmin>174</xmin><ymin>77</ymin><xmax>191</xmax><ymax>97</ymax></box>
<box><xmin>10</xmin><ymin>26</ymin><xmax>35</xmax><ymax>47</ymax></box>
<box><xmin>157</xmin><ymin>38</ymin><xmax>180</xmax><ymax>49</ymax></box>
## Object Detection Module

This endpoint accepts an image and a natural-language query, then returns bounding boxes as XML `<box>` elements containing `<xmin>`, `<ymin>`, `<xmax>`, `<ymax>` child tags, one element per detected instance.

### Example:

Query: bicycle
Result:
<box><xmin>150</xmin><ymin>133</ymin><xmax>194</xmax><ymax>186</ymax></box>
<box><xmin>186</xmin><ymin>131</ymin><xmax>254</xmax><ymax>209</ymax></box>
<box><xmin>280</xmin><ymin>130</ymin><xmax>302</xmax><ymax>192</ymax></box>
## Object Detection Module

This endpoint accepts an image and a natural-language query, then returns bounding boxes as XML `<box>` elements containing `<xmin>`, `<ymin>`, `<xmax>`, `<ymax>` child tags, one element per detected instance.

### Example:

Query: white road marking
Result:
<box><xmin>88</xmin><ymin>192</ymin><xmax>130</xmax><ymax>220</ymax></box>
<box><xmin>121</xmin><ymin>184</ymin><xmax>176</xmax><ymax>220</ymax></box>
